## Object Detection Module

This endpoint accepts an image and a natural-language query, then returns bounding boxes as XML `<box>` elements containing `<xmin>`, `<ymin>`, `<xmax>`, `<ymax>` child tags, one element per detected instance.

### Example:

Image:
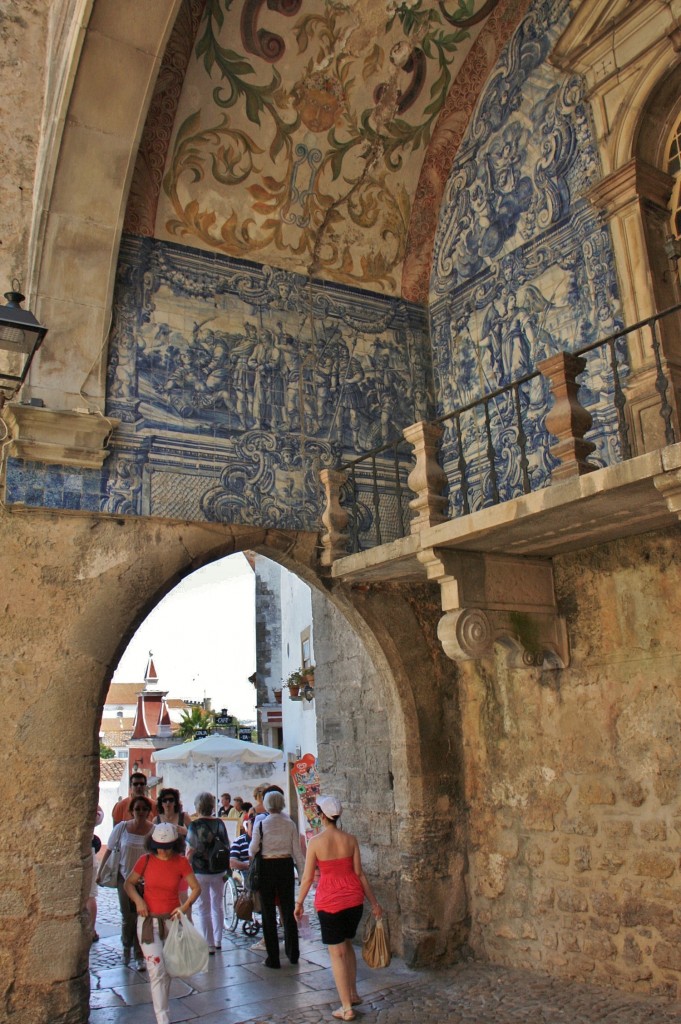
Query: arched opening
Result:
<box><xmin>0</xmin><ymin>506</ymin><xmax>466</xmax><ymax>1019</ymax></box>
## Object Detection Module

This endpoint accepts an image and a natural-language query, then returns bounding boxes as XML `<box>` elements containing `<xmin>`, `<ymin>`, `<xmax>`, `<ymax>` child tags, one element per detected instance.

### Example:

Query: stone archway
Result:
<box><xmin>0</xmin><ymin>506</ymin><xmax>466</xmax><ymax>1021</ymax></box>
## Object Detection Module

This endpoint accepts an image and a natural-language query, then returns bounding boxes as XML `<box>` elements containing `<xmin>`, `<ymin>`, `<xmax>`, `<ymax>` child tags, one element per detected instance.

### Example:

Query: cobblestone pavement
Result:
<box><xmin>90</xmin><ymin>887</ymin><xmax>681</xmax><ymax>1024</ymax></box>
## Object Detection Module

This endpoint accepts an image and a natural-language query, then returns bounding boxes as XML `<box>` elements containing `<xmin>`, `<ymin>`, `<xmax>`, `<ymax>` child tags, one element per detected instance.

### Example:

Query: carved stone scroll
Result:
<box><xmin>418</xmin><ymin>547</ymin><xmax>570</xmax><ymax>668</ymax></box>
<box><xmin>319</xmin><ymin>467</ymin><xmax>349</xmax><ymax>566</ymax></box>
<box><xmin>538</xmin><ymin>351</ymin><xmax>597</xmax><ymax>480</ymax></box>
<box><xmin>403</xmin><ymin>420</ymin><xmax>448</xmax><ymax>533</ymax></box>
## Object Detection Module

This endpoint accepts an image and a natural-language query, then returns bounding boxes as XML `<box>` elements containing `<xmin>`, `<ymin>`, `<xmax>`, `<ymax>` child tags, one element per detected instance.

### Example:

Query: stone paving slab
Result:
<box><xmin>90</xmin><ymin>886</ymin><xmax>681</xmax><ymax>1024</ymax></box>
<box><xmin>240</xmin><ymin>964</ymin><xmax>681</xmax><ymax>1024</ymax></box>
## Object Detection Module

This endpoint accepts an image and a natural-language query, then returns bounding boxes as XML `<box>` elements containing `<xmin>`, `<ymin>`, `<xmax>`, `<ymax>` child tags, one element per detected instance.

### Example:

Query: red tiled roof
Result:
<box><xmin>100</xmin><ymin>716</ymin><xmax>135</xmax><ymax>730</ymax></box>
<box><xmin>99</xmin><ymin>758</ymin><xmax>127</xmax><ymax>782</ymax></box>
<box><xmin>105</xmin><ymin>683</ymin><xmax>143</xmax><ymax>704</ymax></box>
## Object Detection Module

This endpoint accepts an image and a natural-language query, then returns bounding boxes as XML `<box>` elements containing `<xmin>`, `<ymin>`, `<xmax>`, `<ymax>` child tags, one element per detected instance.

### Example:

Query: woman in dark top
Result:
<box><xmin>186</xmin><ymin>791</ymin><xmax>229</xmax><ymax>952</ymax></box>
<box><xmin>154</xmin><ymin>787</ymin><xmax>191</xmax><ymax>838</ymax></box>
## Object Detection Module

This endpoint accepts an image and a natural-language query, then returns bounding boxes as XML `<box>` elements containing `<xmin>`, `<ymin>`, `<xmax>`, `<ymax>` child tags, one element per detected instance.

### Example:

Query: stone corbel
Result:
<box><xmin>417</xmin><ymin>548</ymin><xmax>570</xmax><ymax>668</ymax></box>
<box><xmin>1</xmin><ymin>404</ymin><xmax>119</xmax><ymax>469</ymax></box>
<box><xmin>653</xmin><ymin>467</ymin><xmax>681</xmax><ymax>518</ymax></box>
<box><xmin>319</xmin><ymin>467</ymin><xmax>349</xmax><ymax>566</ymax></box>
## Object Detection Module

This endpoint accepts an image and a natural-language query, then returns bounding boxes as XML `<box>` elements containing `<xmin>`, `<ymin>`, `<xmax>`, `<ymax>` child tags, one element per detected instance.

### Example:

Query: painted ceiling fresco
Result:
<box><xmin>151</xmin><ymin>0</ymin><xmax>506</xmax><ymax>295</ymax></box>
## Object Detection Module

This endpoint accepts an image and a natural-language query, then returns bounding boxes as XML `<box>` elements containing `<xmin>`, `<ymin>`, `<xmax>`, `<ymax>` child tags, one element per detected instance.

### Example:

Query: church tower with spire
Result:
<box><xmin>128</xmin><ymin>652</ymin><xmax>177</xmax><ymax>784</ymax></box>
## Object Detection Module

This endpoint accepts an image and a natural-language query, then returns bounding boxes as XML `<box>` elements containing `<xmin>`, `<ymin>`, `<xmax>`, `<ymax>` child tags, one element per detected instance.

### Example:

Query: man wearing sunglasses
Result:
<box><xmin>112</xmin><ymin>772</ymin><xmax>153</xmax><ymax>823</ymax></box>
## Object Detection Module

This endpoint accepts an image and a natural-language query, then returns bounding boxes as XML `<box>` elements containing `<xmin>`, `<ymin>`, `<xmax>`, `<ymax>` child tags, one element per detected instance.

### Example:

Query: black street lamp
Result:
<box><xmin>0</xmin><ymin>287</ymin><xmax>48</xmax><ymax>391</ymax></box>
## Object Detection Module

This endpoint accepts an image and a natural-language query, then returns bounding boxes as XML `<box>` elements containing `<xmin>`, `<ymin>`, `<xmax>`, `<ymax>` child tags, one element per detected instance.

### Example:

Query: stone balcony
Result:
<box><xmin>325</xmin><ymin>442</ymin><xmax>681</xmax><ymax>670</ymax></box>
<box><xmin>319</xmin><ymin>309</ymin><xmax>681</xmax><ymax>670</ymax></box>
<box><xmin>329</xmin><ymin>443</ymin><xmax>681</xmax><ymax>584</ymax></box>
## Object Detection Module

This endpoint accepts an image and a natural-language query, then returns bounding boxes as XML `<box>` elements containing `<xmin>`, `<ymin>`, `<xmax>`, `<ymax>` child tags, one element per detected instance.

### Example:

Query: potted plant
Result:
<box><xmin>301</xmin><ymin>664</ymin><xmax>315</xmax><ymax>687</ymax></box>
<box><xmin>283</xmin><ymin>670</ymin><xmax>304</xmax><ymax>700</ymax></box>
<box><xmin>273</xmin><ymin>687</ymin><xmax>282</xmax><ymax>704</ymax></box>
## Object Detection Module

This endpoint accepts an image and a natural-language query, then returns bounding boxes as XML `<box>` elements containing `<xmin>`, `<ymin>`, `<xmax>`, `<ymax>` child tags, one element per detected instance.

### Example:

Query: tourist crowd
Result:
<box><xmin>92</xmin><ymin>772</ymin><xmax>381</xmax><ymax>1024</ymax></box>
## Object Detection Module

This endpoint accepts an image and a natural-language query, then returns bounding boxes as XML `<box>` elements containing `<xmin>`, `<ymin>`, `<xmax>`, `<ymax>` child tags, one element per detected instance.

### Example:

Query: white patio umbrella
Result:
<box><xmin>152</xmin><ymin>734</ymin><xmax>284</xmax><ymax>804</ymax></box>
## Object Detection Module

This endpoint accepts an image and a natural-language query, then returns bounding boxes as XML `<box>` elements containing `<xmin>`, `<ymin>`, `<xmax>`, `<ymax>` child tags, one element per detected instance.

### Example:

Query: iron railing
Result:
<box><xmin>338</xmin><ymin>302</ymin><xmax>681</xmax><ymax>553</ymax></box>
<box><xmin>339</xmin><ymin>437</ymin><xmax>414</xmax><ymax>553</ymax></box>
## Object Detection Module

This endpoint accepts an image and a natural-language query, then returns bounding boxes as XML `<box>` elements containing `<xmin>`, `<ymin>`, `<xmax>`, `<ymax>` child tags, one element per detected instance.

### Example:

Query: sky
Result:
<box><xmin>112</xmin><ymin>552</ymin><xmax>258</xmax><ymax>721</ymax></box>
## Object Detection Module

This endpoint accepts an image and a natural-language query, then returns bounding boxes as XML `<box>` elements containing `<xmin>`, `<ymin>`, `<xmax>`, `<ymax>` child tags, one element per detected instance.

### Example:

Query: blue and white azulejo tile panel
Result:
<box><xmin>4</xmin><ymin>237</ymin><xmax>431</xmax><ymax>531</ymax></box>
<box><xmin>429</xmin><ymin>0</ymin><xmax>625</xmax><ymax>517</ymax></box>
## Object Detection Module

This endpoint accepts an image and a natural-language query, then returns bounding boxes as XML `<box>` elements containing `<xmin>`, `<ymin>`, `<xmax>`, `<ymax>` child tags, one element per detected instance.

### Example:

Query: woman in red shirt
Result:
<box><xmin>125</xmin><ymin>823</ymin><xmax>201</xmax><ymax>1024</ymax></box>
<box><xmin>294</xmin><ymin>796</ymin><xmax>382</xmax><ymax>1022</ymax></box>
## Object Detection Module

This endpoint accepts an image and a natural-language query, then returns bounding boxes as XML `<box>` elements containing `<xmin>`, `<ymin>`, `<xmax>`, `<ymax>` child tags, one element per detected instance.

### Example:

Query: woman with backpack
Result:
<box><xmin>186</xmin><ymin>792</ymin><xmax>230</xmax><ymax>952</ymax></box>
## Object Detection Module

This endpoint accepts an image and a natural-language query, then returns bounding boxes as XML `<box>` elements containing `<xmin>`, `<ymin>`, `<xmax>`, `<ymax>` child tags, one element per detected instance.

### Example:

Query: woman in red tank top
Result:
<box><xmin>294</xmin><ymin>796</ymin><xmax>382</xmax><ymax>1022</ymax></box>
<box><xmin>125</xmin><ymin>823</ymin><xmax>201</xmax><ymax>1024</ymax></box>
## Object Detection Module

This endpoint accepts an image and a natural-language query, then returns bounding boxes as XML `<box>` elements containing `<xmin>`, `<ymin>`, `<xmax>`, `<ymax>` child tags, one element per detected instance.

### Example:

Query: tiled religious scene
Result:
<box><xmin>103</xmin><ymin>237</ymin><xmax>430</xmax><ymax>528</ymax></box>
<box><xmin>430</xmin><ymin>0</ymin><xmax>624</xmax><ymax>514</ymax></box>
<box><xmin>2</xmin><ymin>0</ymin><xmax>630</xmax><ymax>534</ymax></box>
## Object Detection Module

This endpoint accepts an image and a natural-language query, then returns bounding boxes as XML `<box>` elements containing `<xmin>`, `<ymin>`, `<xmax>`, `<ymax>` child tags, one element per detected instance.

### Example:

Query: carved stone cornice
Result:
<box><xmin>587</xmin><ymin>160</ymin><xmax>674</xmax><ymax>218</ymax></box>
<box><xmin>1</xmin><ymin>405</ymin><xmax>119</xmax><ymax>469</ymax></box>
<box><xmin>417</xmin><ymin>548</ymin><xmax>570</xmax><ymax>668</ymax></box>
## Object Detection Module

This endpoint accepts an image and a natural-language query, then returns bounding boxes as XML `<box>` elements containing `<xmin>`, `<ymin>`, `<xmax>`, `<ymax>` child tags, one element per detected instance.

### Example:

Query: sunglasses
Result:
<box><xmin>161</xmin><ymin>797</ymin><xmax>175</xmax><ymax>803</ymax></box>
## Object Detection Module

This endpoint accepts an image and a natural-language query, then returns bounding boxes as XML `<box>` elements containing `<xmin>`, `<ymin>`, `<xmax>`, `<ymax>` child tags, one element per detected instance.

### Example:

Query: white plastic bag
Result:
<box><xmin>162</xmin><ymin>913</ymin><xmax>210</xmax><ymax>977</ymax></box>
<box><xmin>297</xmin><ymin>912</ymin><xmax>312</xmax><ymax>940</ymax></box>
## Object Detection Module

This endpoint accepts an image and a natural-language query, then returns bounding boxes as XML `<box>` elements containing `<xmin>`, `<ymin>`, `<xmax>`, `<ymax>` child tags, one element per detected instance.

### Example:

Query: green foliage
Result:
<box><xmin>99</xmin><ymin>741</ymin><xmax>116</xmax><ymax>759</ymax></box>
<box><xmin>283</xmin><ymin>665</ymin><xmax>314</xmax><ymax>690</ymax></box>
<box><xmin>283</xmin><ymin>670</ymin><xmax>304</xmax><ymax>690</ymax></box>
<box><xmin>177</xmin><ymin>706</ymin><xmax>214</xmax><ymax>741</ymax></box>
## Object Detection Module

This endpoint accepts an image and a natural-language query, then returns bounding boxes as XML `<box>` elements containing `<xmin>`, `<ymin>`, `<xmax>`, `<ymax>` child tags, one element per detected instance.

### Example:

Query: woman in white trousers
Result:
<box><xmin>125</xmin><ymin>823</ymin><xmax>200</xmax><ymax>1024</ymax></box>
<box><xmin>186</xmin><ymin>791</ymin><xmax>230</xmax><ymax>951</ymax></box>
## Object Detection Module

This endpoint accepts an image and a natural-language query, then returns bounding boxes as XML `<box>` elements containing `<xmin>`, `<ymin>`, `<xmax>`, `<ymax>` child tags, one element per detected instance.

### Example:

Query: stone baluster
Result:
<box><xmin>538</xmin><ymin>352</ymin><xmax>597</xmax><ymax>480</ymax></box>
<box><xmin>319</xmin><ymin>467</ymin><xmax>349</xmax><ymax>566</ymax></box>
<box><xmin>403</xmin><ymin>420</ymin><xmax>448</xmax><ymax>533</ymax></box>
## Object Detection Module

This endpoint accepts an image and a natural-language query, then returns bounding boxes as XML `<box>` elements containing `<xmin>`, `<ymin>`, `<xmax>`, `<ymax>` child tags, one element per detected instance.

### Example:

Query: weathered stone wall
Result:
<box><xmin>253</xmin><ymin>554</ymin><xmax>283</xmax><ymax>718</ymax></box>
<box><xmin>312</xmin><ymin>581</ymin><xmax>468</xmax><ymax>966</ymax></box>
<box><xmin>0</xmin><ymin>0</ymin><xmax>49</xmax><ymax>287</ymax></box>
<box><xmin>463</xmin><ymin>525</ymin><xmax>681</xmax><ymax>997</ymax></box>
<box><xmin>1</xmin><ymin>506</ymin><xmax>458</xmax><ymax>1018</ymax></box>
<box><xmin>0</xmin><ymin>507</ymin><xmax>319</xmax><ymax>1022</ymax></box>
